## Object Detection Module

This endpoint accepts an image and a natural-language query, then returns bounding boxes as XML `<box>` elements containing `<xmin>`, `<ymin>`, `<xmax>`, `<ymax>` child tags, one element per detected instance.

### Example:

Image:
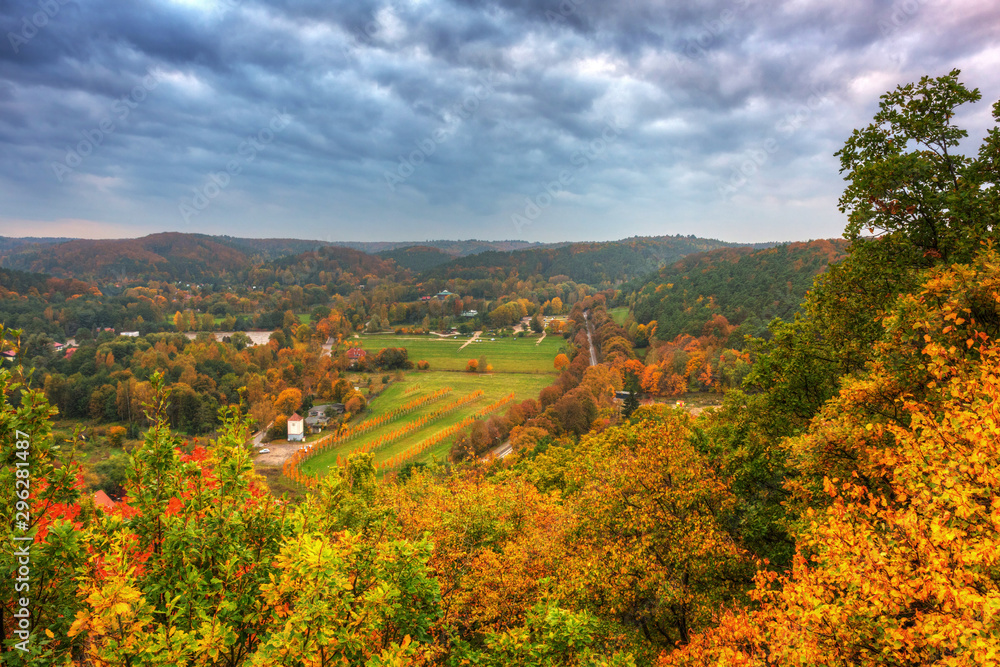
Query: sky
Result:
<box><xmin>0</xmin><ymin>0</ymin><xmax>997</xmax><ymax>244</ymax></box>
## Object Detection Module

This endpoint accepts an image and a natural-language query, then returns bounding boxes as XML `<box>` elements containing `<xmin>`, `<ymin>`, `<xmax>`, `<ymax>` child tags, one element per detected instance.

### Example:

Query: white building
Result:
<box><xmin>287</xmin><ymin>413</ymin><xmax>304</xmax><ymax>442</ymax></box>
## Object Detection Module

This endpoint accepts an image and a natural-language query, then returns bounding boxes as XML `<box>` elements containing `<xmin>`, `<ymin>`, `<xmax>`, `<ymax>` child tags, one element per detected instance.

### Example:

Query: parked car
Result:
<box><xmin>259</xmin><ymin>448</ymin><xmax>270</xmax><ymax>454</ymax></box>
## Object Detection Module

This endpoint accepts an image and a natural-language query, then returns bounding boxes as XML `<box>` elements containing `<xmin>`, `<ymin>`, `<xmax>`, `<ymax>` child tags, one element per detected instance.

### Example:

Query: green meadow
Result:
<box><xmin>608</xmin><ymin>307</ymin><xmax>630</xmax><ymax>326</ymax></box>
<box><xmin>357</xmin><ymin>332</ymin><xmax>566</xmax><ymax>373</ymax></box>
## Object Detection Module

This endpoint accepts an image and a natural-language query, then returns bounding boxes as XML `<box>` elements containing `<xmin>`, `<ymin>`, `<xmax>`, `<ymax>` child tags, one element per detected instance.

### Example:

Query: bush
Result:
<box><xmin>417</xmin><ymin>360</ymin><xmax>430</xmax><ymax>370</ymax></box>
<box><xmin>106</xmin><ymin>425</ymin><xmax>127</xmax><ymax>447</ymax></box>
<box><xmin>94</xmin><ymin>453</ymin><xmax>130</xmax><ymax>497</ymax></box>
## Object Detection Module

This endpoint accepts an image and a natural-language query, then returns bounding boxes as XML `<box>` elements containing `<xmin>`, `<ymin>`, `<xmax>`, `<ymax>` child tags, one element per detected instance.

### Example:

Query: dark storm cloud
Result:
<box><xmin>0</xmin><ymin>0</ymin><xmax>997</xmax><ymax>242</ymax></box>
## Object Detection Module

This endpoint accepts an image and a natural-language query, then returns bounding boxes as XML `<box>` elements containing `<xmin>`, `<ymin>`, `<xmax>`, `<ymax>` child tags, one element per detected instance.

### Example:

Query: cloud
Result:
<box><xmin>0</xmin><ymin>0</ymin><xmax>997</xmax><ymax>243</ymax></box>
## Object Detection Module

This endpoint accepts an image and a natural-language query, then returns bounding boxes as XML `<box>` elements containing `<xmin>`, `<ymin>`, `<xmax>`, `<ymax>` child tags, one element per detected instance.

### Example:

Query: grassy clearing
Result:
<box><xmin>298</xmin><ymin>370</ymin><xmax>552</xmax><ymax>476</ymax></box>
<box><xmin>608</xmin><ymin>307</ymin><xmax>630</xmax><ymax>326</ymax></box>
<box><xmin>358</xmin><ymin>333</ymin><xmax>567</xmax><ymax>373</ymax></box>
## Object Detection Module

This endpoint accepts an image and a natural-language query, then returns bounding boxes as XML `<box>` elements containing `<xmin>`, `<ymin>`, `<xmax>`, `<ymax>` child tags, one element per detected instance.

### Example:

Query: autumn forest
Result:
<box><xmin>3</xmin><ymin>70</ymin><xmax>1000</xmax><ymax>666</ymax></box>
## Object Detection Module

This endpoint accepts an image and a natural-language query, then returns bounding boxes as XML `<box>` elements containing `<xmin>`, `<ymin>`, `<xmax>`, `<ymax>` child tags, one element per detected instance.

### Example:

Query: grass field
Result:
<box><xmin>298</xmin><ymin>367</ymin><xmax>554</xmax><ymax>477</ymax></box>
<box><xmin>608</xmin><ymin>307</ymin><xmax>630</xmax><ymax>326</ymax></box>
<box><xmin>357</xmin><ymin>333</ymin><xmax>566</xmax><ymax>373</ymax></box>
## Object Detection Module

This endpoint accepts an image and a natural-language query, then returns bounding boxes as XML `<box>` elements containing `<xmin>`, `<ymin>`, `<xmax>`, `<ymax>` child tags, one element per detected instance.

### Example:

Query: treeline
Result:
<box><xmin>32</xmin><ymin>329</ymin><xmax>356</xmax><ymax>435</ymax></box>
<box><xmin>623</xmin><ymin>239</ymin><xmax>847</xmax><ymax>344</ymax></box>
<box><xmin>421</xmin><ymin>235</ymin><xmax>748</xmax><ymax>287</ymax></box>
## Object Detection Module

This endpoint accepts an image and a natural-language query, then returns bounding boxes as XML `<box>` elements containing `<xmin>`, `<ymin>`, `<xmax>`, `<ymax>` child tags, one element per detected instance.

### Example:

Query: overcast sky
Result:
<box><xmin>0</xmin><ymin>0</ymin><xmax>997</xmax><ymax>243</ymax></box>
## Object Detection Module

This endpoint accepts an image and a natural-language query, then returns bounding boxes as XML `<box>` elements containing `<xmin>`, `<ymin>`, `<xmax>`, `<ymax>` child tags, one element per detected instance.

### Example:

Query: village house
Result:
<box><xmin>346</xmin><ymin>348</ymin><xmax>367</xmax><ymax>367</ymax></box>
<box><xmin>304</xmin><ymin>403</ymin><xmax>345</xmax><ymax>434</ymax></box>
<box><xmin>93</xmin><ymin>490</ymin><xmax>116</xmax><ymax>512</ymax></box>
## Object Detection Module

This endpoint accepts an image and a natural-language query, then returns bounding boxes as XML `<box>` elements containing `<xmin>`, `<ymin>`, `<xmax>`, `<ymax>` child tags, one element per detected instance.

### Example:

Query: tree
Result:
<box><xmin>267</xmin><ymin>414</ymin><xmax>289</xmax><ymax>440</ymax></box>
<box><xmin>554</xmin><ymin>353</ymin><xmax>570</xmax><ymax>371</ymax></box>
<box><xmin>1</xmin><ymin>329</ymin><xmax>88</xmax><ymax>664</ymax></box>
<box><xmin>622</xmin><ymin>371</ymin><xmax>640</xmax><ymax>419</ymax></box>
<box><xmin>374</xmin><ymin>347</ymin><xmax>411</xmax><ymax>370</ymax></box>
<box><xmin>836</xmin><ymin>69</ymin><xmax>998</xmax><ymax>263</ymax></box>
<box><xmin>466</xmin><ymin>359</ymin><xmax>479</xmax><ymax>373</ymax></box>
<box><xmin>274</xmin><ymin>388</ymin><xmax>303</xmax><ymax>416</ymax></box>
<box><xmin>562</xmin><ymin>409</ymin><xmax>753</xmax><ymax>649</ymax></box>
<box><xmin>106</xmin><ymin>425</ymin><xmax>127</xmax><ymax>447</ymax></box>
<box><xmin>665</xmin><ymin>257</ymin><xmax>1000</xmax><ymax>666</ymax></box>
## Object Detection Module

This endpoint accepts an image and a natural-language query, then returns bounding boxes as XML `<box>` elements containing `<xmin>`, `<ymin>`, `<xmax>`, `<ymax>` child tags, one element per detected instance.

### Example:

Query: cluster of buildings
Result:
<box><xmin>420</xmin><ymin>289</ymin><xmax>456</xmax><ymax>302</ymax></box>
<box><xmin>286</xmin><ymin>403</ymin><xmax>346</xmax><ymax>442</ymax></box>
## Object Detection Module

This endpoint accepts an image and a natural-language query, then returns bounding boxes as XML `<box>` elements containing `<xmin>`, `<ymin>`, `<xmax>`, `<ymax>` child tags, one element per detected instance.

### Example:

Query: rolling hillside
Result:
<box><xmin>1</xmin><ymin>233</ymin><xmax>251</xmax><ymax>283</ymax></box>
<box><xmin>422</xmin><ymin>235</ymin><xmax>755</xmax><ymax>286</ymax></box>
<box><xmin>625</xmin><ymin>239</ymin><xmax>849</xmax><ymax>342</ymax></box>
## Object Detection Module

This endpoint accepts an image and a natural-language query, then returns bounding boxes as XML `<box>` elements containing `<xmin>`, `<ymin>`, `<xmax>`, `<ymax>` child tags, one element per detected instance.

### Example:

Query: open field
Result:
<box><xmin>358</xmin><ymin>332</ymin><xmax>566</xmax><ymax>373</ymax></box>
<box><xmin>608</xmin><ymin>307</ymin><xmax>629</xmax><ymax>325</ymax></box>
<box><xmin>297</xmin><ymin>369</ymin><xmax>553</xmax><ymax>478</ymax></box>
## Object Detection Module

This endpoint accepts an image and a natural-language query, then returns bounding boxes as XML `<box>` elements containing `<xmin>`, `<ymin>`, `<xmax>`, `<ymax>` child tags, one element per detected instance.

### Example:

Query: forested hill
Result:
<box><xmin>1</xmin><ymin>233</ymin><xmax>252</xmax><ymax>284</ymax></box>
<box><xmin>252</xmin><ymin>245</ymin><xmax>403</xmax><ymax>290</ymax></box>
<box><xmin>626</xmin><ymin>239</ymin><xmax>848</xmax><ymax>342</ymax></box>
<box><xmin>376</xmin><ymin>245</ymin><xmax>453</xmax><ymax>272</ymax></box>
<box><xmin>0</xmin><ymin>236</ymin><xmax>72</xmax><ymax>260</ymax></box>
<box><xmin>333</xmin><ymin>239</ymin><xmax>544</xmax><ymax>256</ymax></box>
<box><xmin>422</xmin><ymin>235</ymin><xmax>750</xmax><ymax>286</ymax></box>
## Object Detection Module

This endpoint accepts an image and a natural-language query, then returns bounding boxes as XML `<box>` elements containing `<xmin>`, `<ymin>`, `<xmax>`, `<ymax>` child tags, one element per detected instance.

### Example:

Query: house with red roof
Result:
<box><xmin>93</xmin><ymin>490</ymin><xmax>116</xmax><ymax>511</ymax></box>
<box><xmin>287</xmin><ymin>412</ymin><xmax>304</xmax><ymax>442</ymax></box>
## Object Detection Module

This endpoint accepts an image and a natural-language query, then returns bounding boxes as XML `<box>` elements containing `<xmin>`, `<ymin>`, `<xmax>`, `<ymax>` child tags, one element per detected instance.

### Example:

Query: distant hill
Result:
<box><xmin>377</xmin><ymin>246</ymin><xmax>454</xmax><ymax>272</ymax></box>
<box><xmin>1</xmin><ymin>233</ymin><xmax>251</xmax><ymax>284</ymax></box>
<box><xmin>330</xmin><ymin>239</ymin><xmax>544</xmax><ymax>257</ymax></box>
<box><xmin>0</xmin><ymin>235</ymin><xmax>548</xmax><ymax>283</ymax></box>
<box><xmin>250</xmin><ymin>245</ymin><xmax>402</xmax><ymax>291</ymax></box>
<box><xmin>0</xmin><ymin>236</ymin><xmax>75</xmax><ymax>263</ymax></box>
<box><xmin>422</xmin><ymin>235</ymin><xmax>751</xmax><ymax>286</ymax></box>
<box><xmin>212</xmin><ymin>236</ymin><xmax>334</xmax><ymax>261</ymax></box>
<box><xmin>626</xmin><ymin>239</ymin><xmax>849</xmax><ymax>342</ymax></box>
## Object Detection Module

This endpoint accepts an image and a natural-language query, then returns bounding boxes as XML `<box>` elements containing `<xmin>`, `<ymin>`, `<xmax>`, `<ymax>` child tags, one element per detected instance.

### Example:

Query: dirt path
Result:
<box><xmin>458</xmin><ymin>331</ymin><xmax>482</xmax><ymax>350</ymax></box>
<box><xmin>535</xmin><ymin>331</ymin><xmax>546</xmax><ymax>346</ymax></box>
<box><xmin>482</xmin><ymin>440</ymin><xmax>513</xmax><ymax>460</ymax></box>
<box><xmin>583</xmin><ymin>310</ymin><xmax>597</xmax><ymax>366</ymax></box>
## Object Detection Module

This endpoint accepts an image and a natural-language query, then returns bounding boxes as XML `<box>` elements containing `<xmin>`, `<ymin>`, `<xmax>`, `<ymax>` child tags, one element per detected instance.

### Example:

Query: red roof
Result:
<box><xmin>346</xmin><ymin>348</ymin><xmax>367</xmax><ymax>359</ymax></box>
<box><xmin>93</xmin><ymin>490</ymin><xmax>116</xmax><ymax>510</ymax></box>
<box><xmin>288</xmin><ymin>413</ymin><xmax>303</xmax><ymax>422</ymax></box>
